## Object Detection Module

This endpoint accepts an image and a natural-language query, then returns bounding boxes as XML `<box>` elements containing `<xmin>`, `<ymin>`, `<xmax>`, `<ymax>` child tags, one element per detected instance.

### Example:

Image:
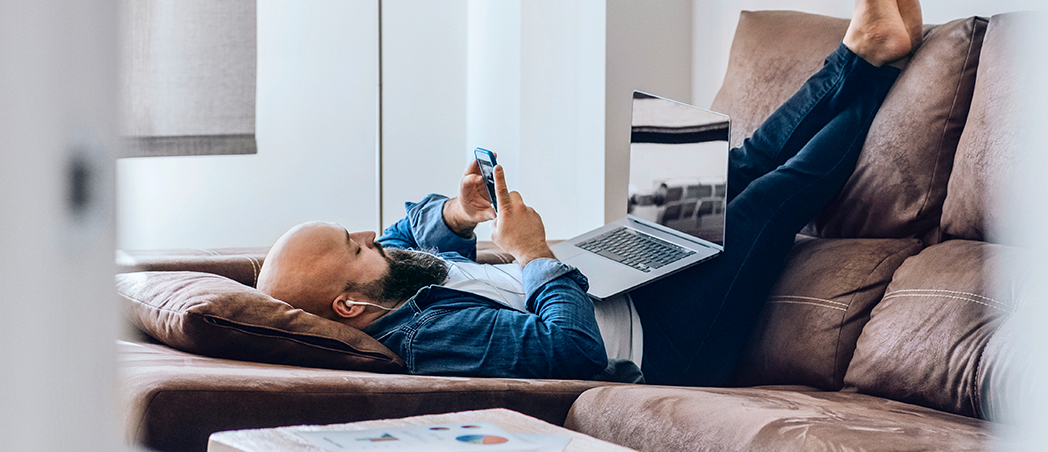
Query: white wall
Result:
<box><xmin>518</xmin><ymin>0</ymin><xmax>607</xmax><ymax>239</ymax></box>
<box><xmin>117</xmin><ymin>0</ymin><xmax>380</xmax><ymax>249</ymax></box>
<box><xmin>0</xmin><ymin>0</ymin><xmax>121</xmax><ymax>450</ymax></box>
<box><xmin>691</xmin><ymin>0</ymin><xmax>1048</xmax><ymax>108</ymax></box>
<box><xmin>467</xmin><ymin>0</ymin><xmax>522</xmax><ymax>240</ymax></box>
<box><xmin>383</xmin><ymin>0</ymin><xmax>691</xmax><ymax>240</ymax></box>
<box><xmin>385</xmin><ymin>0</ymin><xmax>608</xmax><ymax>241</ymax></box>
<box><xmin>116</xmin><ymin>0</ymin><xmax>1048</xmax><ymax>249</ymax></box>
<box><xmin>118</xmin><ymin>0</ymin><xmax>701</xmax><ymax>247</ymax></box>
<box><xmin>381</xmin><ymin>0</ymin><xmax>469</xmax><ymax>230</ymax></box>
<box><xmin>605</xmin><ymin>0</ymin><xmax>693</xmax><ymax>223</ymax></box>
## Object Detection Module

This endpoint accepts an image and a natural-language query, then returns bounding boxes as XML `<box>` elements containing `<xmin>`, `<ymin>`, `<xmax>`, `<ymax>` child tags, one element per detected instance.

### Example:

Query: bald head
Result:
<box><xmin>258</xmin><ymin>222</ymin><xmax>388</xmax><ymax>318</ymax></box>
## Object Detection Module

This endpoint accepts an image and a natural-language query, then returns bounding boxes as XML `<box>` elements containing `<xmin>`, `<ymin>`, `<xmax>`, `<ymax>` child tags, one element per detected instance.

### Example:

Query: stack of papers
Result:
<box><xmin>296</xmin><ymin>422</ymin><xmax>571</xmax><ymax>452</ymax></box>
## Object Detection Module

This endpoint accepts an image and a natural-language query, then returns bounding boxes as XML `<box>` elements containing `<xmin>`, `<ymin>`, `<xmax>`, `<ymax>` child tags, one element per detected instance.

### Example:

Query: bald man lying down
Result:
<box><xmin>257</xmin><ymin>0</ymin><xmax>920</xmax><ymax>386</ymax></box>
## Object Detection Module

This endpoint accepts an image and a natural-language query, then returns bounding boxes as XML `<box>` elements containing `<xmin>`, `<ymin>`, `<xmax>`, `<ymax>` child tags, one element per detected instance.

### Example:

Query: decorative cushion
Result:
<box><xmin>712</xmin><ymin>11</ymin><xmax>988</xmax><ymax>240</ymax></box>
<box><xmin>843</xmin><ymin>240</ymin><xmax>1032</xmax><ymax>418</ymax></box>
<box><xmin>117</xmin><ymin>271</ymin><xmax>405</xmax><ymax>373</ymax></box>
<box><xmin>806</xmin><ymin>16</ymin><xmax>986</xmax><ymax>240</ymax></box>
<box><xmin>730</xmin><ymin>236</ymin><xmax>922</xmax><ymax>390</ymax></box>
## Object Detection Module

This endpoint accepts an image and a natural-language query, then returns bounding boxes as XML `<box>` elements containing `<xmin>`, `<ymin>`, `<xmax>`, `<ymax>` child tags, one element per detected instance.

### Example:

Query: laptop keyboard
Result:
<box><xmin>576</xmin><ymin>227</ymin><xmax>695</xmax><ymax>273</ymax></box>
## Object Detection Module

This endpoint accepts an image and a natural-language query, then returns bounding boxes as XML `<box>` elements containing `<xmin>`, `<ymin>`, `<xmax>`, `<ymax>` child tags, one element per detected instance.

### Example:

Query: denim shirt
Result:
<box><xmin>363</xmin><ymin>194</ymin><xmax>608</xmax><ymax>380</ymax></box>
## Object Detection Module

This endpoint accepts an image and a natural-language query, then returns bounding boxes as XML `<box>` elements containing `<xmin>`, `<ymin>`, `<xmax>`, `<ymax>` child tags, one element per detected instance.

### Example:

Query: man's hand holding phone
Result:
<box><xmin>443</xmin><ymin>155</ymin><xmax>498</xmax><ymax>237</ymax></box>
<box><xmin>490</xmin><ymin>164</ymin><xmax>556</xmax><ymax>267</ymax></box>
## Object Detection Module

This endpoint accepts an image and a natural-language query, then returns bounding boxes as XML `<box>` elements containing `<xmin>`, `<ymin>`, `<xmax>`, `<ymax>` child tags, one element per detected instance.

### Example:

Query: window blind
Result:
<box><xmin>121</xmin><ymin>0</ymin><xmax>257</xmax><ymax>157</ymax></box>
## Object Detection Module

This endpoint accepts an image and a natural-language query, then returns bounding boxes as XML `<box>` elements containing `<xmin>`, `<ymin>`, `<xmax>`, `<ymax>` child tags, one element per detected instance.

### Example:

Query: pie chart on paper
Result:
<box><xmin>455</xmin><ymin>434</ymin><xmax>510</xmax><ymax>445</ymax></box>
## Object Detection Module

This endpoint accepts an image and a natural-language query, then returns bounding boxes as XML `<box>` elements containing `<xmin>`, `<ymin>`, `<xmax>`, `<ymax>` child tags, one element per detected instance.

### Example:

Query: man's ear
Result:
<box><xmin>331</xmin><ymin>296</ymin><xmax>365</xmax><ymax>319</ymax></box>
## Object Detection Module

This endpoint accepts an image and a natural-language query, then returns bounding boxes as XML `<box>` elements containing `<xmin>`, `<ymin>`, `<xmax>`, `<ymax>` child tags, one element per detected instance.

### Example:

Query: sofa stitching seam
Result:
<box><xmin>767</xmin><ymin>299</ymin><xmax>846</xmax><ymax>311</ymax></box>
<box><xmin>242</xmin><ymin>254</ymin><xmax>260</xmax><ymax>287</ymax></box>
<box><xmin>880</xmin><ymin>292</ymin><xmax>1011</xmax><ymax>312</ymax></box>
<box><xmin>887</xmin><ymin>288</ymin><xmax>1006</xmax><ymax>306</ymax></box>
<box><xmin>768</xmin><ymin>295</ymin><xmax>849</xmax><ymax>307</ymax></box>
<box><xmin>135</xmin><ymin>390</ymin><xmax>162</xmax><ymax>444</ymax></box>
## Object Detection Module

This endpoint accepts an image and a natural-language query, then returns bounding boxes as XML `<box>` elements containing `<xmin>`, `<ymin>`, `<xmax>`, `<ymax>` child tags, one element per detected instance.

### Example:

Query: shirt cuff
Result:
<box><xmin>521</xmin><ymin>257</ymin><xmax>590</xmax><ymax>294</ymax></box>
<box><xmin>406</xmin><ymin>194</ymin><xmax>478</xmax><ymax>253</ymax></box>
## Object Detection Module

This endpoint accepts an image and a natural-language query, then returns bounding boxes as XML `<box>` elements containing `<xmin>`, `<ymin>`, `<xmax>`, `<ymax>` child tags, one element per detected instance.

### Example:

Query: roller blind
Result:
<box><xmin>121</xmin><ymin>0</ymin><xmax>257</xmax><ymax>157</ymax></box>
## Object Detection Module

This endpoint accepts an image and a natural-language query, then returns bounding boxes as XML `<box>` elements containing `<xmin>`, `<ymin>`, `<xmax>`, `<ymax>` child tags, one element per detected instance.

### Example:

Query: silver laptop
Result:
<box><xmin>551</xmin><ymin>91</ymin><xmax>730</xmax><ymax>300</ymax></box>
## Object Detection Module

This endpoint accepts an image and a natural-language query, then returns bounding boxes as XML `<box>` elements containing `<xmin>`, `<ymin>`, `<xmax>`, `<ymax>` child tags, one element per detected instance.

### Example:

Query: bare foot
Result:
<box><xmin>897</xmin><ymin>0</ymin><xmax>924</xmax><ymax>51</ymax></box>
<box><xmin>843</xmin><ymin>0</ymin><xmax>913</xmax><ymax>66</ymax></box>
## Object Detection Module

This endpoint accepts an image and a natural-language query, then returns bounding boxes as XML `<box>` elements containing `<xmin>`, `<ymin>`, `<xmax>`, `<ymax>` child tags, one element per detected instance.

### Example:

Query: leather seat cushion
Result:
<box><xmin>565</xmin><ymin>385</ymin><xmax>994</xmax><ymax>452</ymax></box>
<box><xmin>121</xmin><ymin>341</ymin><xmax>615</xmax><ymax>452</ymax></box>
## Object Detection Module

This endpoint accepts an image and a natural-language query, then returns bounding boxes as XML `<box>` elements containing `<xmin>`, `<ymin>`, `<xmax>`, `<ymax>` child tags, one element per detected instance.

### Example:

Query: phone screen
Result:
<box><xmin>474</xmin><ymin>148</ymin><xmax>498</xmax><ymax>212</ymax></box>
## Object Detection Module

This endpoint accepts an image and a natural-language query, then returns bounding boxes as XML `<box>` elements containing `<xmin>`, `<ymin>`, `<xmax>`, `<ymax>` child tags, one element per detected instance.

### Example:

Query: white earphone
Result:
<box><xmin>342</xmin><ymin>300</ymin><xmax>397</xmax><ymax>311</ymax></box>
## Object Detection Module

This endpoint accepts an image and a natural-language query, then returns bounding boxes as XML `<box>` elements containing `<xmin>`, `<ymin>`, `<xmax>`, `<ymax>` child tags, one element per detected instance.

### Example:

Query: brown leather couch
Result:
<box><xmin>117</xmin><ymin>243</ymin><xmax>620</xmax><ymax>452</ymax></box>
<box><xmin>564</xmin><ymin>10</ymin><xmax>1039</xmax><ymax>451</ymax></box>
<box><xmin>118</xmin><ymin>10</ymin><xmax>1038</xmax><ymax>452</ymax></box>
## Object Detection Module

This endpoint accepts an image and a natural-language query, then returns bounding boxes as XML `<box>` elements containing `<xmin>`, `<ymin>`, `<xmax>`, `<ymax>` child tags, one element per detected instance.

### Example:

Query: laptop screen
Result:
<box><xmin>627</xmin><ymin>91</ymin><xmax>730</xmax><ymax>246</ymax></box>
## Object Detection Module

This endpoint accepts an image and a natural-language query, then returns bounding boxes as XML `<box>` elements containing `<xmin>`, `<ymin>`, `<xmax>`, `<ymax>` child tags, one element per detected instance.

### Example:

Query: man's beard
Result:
<box><xmin>352</xmin><ymin>248</ymin><xmax>449</xmax><ymax>306</ymax></box>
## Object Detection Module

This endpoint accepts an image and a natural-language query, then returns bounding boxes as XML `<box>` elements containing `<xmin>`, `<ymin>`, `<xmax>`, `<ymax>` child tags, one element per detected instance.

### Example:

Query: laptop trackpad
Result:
<box><xmin>563</xmin><ymin>251</ymin><xmax>649</xmax><ymax>299</ymax></box>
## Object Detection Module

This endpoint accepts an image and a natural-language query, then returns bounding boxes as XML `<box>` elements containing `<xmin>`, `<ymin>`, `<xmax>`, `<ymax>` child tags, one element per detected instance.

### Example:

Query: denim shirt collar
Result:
<box><xmin>363</xmin><ymin>284</ymin><xmax>511</xmax><ymax>340</ymax></box>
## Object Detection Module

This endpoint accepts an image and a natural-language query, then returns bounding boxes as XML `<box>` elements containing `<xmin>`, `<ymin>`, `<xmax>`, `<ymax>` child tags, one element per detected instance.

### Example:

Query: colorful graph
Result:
<box><xmin>355</xmin><ymin>433</ymin><xmax>398</xmax><ymax>442</ymax></box>
<box><xmin>455</xmin><ymin>434</ymin><xmax>509</xmax><ymax>445</ymax></box>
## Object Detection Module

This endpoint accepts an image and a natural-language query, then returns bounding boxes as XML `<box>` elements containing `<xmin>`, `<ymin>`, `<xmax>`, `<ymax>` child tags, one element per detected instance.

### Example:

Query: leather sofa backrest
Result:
<box><xmin>839</xmin><ymin>11</ymin><xmax>1046</xmax><ymax>422</ymax></box>
<box><xmin>715</xmin><ymin>11</ymin><xmax>991</xmax><ymax>393</ymax></box>
<box><xmin>941</xmin><ymin>12</ymin><xmax>1042</xmax><ymax>245</ymax></box>
<box><xmin>117</xmin><ymin>247</ymin><xmax>268</xmax><ymax>288</ymax></box>
<box><xmin>711</xmin><ymin>11</ymin><xmax>847</xmax><ymax>151</ymax></box>
<box><xmin>712</xmin><ymin>11</ymin><xmax>986</xmax><ymax>241</ymax></box>
<box><xmin>117</xmin><ymin>242</ymin><xmax>518</xmax><ymax>288</ymax></box>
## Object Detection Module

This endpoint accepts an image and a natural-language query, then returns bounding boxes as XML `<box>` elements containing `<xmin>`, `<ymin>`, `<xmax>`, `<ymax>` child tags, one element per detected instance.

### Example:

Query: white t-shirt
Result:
<box><xmin>441</xmin><ymin>260</ymin><xmax>643</xmax><ymax>366</ymax></box>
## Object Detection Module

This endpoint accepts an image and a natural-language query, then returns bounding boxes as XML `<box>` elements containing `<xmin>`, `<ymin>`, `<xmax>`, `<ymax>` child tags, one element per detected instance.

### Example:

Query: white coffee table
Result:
<box><xmin>207</xmin><ymin>408</ymin><xmax>636</xmax><ymax>452</ymax></box>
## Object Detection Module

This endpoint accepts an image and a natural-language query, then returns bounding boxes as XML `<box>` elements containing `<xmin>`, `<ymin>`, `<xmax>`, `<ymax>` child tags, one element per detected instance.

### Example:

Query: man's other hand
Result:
<box><xmin>443</xmin><ymin>158</ymin><xmax>498</xmax><ymax>237</ymax></box>
<box><xmin>490</xmin><ymin>164</ymin><xmax>556</xmax><ymax>267</ymax></box>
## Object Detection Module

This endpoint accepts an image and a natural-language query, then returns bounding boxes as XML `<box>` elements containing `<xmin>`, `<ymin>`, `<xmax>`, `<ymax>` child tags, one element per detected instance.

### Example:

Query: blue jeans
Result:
<box><xmin>629</xmin><ymin>43</ymin><xmax>901</xmax><ymax>386</ymax></box>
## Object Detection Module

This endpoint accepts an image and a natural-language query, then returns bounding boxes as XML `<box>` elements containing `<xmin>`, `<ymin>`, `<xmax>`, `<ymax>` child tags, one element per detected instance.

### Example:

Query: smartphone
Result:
<box><xmin>474</xmin><ymin>147</ymin><xmax>498</xmax><ymax>212</ymax></box>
